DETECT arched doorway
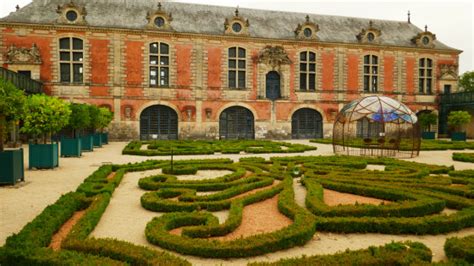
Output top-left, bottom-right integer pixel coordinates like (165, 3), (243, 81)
(219, 106), (254, 139)
(291, 108), (323, 139)
(266, 71), (281, 100)
(140, 105), (178, 140)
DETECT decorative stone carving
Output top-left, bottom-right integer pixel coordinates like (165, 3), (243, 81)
(257, 46), (291, 68)
(224, 7), (250, 36)
(356, 20), (381, 44)
(411, 25), (436, 48)
(6, 44), (42, 64)
(295, 15), (319, 40)
(439, 64), (458, 80)
(146, 2), (173, 31)
(56, 1), (87, 25)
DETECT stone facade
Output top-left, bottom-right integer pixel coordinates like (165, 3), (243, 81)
(0, 1), (461, 140)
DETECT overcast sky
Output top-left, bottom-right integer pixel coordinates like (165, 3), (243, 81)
(1, 0), (472, 74)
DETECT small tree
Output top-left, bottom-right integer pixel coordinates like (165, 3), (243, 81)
(0, 78), (26, 152)
(458, 71), (474, 92)
(448, 111), (472, 132)
(418, 112), (438, 132)
(88, 104), (101, 133)
(20, 94), (71, 144)
(97, 107), (113, 132)
(68, 103), (90, 138)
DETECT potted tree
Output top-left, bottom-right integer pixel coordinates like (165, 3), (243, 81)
(98, 107), (113, 144)
(61, 103), (90, 157)
(0, 78), (26, 185)
(21, 94), (71, 169)
(88, 104), (103, 148)
(418, 112), (438, 139)
(448, 110), (472, 141)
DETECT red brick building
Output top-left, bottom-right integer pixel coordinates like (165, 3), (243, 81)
(0, 0), (461, 140)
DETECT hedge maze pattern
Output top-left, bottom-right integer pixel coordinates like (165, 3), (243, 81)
(1, 155), (474, 264)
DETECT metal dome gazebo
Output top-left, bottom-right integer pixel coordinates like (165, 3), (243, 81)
(332, 95), (421, 158)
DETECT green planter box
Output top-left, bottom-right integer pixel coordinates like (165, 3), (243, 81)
(93, 133), (102, 147)
(0, 149), (24, 185)
(451, 132), (467, 141)
(61, 137), (82, 157)
(101, 132), (109, 144)
(81, 135), (94, 152)
(421, 132), (436, 140)
(29, 143), (59, 169)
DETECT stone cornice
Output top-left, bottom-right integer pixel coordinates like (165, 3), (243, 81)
(0, 21), (462, 55)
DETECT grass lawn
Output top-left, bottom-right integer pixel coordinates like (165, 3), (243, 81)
(122, 139), (316, 156)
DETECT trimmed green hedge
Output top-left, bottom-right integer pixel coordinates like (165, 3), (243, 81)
(445, 235), (474, 263)
(122, 139), (316, 156)
(248, 241), (432, 265)
(453, 153), (474, 163)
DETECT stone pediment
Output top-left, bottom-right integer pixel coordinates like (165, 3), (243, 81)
(6, 44), (42, 65)
(257, 46), (291, 67)
(439, 64), (458, 80)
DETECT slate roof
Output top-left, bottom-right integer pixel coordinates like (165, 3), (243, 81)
(0, 0), (458, 51)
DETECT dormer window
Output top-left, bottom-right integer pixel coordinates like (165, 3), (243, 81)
(224, 8), (250, 36)
(295, 15), (319, 40)
(146, 3), (173, 31)
(356, 21), (381, 44)
(367, 32), (375, 42)
(422, 36), (430, 45)
(154, 16), (165, 28)
(56, 2), (87, 25)
(65, 10), (78, 22)
(411, 25), (436, 48)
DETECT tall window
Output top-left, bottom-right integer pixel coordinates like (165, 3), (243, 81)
(228, 47), (246, 89)
(300, 51), (316, 91)
(363, 55), (378, 92)
(149, 42), (169, 87)
(419, 58), (433, 94)
(59, 37), (83, 83)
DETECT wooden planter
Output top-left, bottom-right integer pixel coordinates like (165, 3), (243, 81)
(93, 133), (102, 147)
(0, 149), (24, 185)
(29, 143), (59, 169)
(451, 132), (467, 141)
(61, 137), (82, 157)
(81, 135), (94, 152)
(101, 132), (109, 144)
(421, 132), (436, 140)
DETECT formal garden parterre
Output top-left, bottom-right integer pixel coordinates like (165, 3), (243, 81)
(2, 154), (474, 265)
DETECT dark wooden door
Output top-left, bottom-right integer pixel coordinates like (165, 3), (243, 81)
(219, 106), (254, 139)
(291, 108), (323, 139)
(140, 105), (178, 140)
(266, 71), (281, 101)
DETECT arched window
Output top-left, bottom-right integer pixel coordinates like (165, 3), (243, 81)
(300, 51), (316, 91)
(419, 58), (433, 94)
(59, 37), (83, 83)
(228, 47), (246, 89)
(149, 42), (169, 87)
(363, 55), (378, 92)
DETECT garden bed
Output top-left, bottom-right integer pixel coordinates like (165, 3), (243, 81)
(453, 153), (474, 163)
(122, 140), (316, 156)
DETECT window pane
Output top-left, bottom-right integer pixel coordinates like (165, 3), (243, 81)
(427, 69), (432, 77)
(73, 52), (83, 62)
(300, 63), (307, 71)
(160, 56), (169, 65)
(150, 43), (159, 54)
(364, 66), (370, 74)
(238, 71), (245, 88)
(300, 73), (306, 90)
(229, 47), (236, 58)
(419, 59), (425, 67)
(72, 38), (83, 50)
(364, 76), (370, 91)
(364, 55), (370, 64)
(372, 66), (378, 74)
(160, 43), (169, 54)
(309, 63), (316, 72)
(419, 69), (424, 77)
(372, 76), (378, 91)
(60, 38), (70, 50)
(150, 56), (158, 65)
(60, 63), (70, 82)
(309, 52), (316, 61)
(229, 59), (236, 68)
(427, 79), (432, 90)
(300, 52), (307, 61)
(419, 79), (424, 92)
(150, 67), (158, 77)
(427, 59), (432, 67)
(238, 60), (245, 69)
(309, 74), (316, 90)
(160, 67), (169, 86)
(372, 56), (378, 64)
(229, 70), (236, 88)
(73, 64), (83, 83)
(60, 52), (70, 61)
(238, 48), (246, 58)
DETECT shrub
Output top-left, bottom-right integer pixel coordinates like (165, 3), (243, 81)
(445, 235), (474, 263)
(453, 153), (474, 163)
